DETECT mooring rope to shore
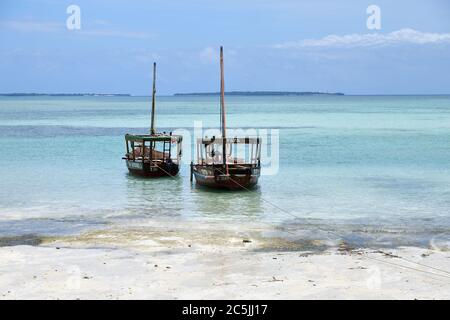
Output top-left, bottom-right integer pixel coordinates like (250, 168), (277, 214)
(149, 163), (450, 281)
(210, 167), (450, 281)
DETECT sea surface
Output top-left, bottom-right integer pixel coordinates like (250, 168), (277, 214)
(0, 95), (449, 248)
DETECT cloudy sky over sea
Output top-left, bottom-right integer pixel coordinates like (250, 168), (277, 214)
(1, 0), (450, 94)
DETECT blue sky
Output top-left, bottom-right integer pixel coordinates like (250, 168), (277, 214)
(1, 0), (450, 94)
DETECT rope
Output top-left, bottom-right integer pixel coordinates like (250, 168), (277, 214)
(212, 167), (450, 281)
(138, 162), (450, 281)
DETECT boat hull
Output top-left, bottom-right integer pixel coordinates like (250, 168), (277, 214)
(193, 165), (259, 190)
(126, 159), (179, 177)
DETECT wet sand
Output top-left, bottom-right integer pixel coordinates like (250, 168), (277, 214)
(0, 220), (449, 299)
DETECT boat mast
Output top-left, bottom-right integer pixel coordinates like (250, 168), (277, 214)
(219, 46), (228, 174)
(220, 47), (226, 139)
(150, 62), (156, 135)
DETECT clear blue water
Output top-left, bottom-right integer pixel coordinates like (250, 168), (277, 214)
(0, 95), (449, 247)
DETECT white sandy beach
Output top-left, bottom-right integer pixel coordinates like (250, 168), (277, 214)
(0, 220), (449, 300)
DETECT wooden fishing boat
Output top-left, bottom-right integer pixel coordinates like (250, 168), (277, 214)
(191, 47), (261, 190)
(123, 63), (182, 177)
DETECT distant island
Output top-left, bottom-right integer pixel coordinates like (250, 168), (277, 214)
(174, 91), (344, 96)
(0, 93), (131, 97)
(0, 91), (345, 97)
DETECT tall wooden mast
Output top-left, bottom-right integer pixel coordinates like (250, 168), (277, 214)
(220, 46), (228, 173)
(150, 62), (156, 135)
(220, 47), (226, 139)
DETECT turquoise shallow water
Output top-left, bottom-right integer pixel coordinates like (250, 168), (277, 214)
(0, 95), (449, 247)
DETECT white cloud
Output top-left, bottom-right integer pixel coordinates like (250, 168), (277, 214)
(198, 46), (237, 64)
(0, 20), (63, 32)
(199, 46), (218, 64)
(274, 28), (450, 49)
(131, 49), (160, 63)
(78, 29), (152, 39)
(0, 19), (154, 39)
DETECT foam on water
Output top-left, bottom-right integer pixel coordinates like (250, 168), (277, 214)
(0, 95), (449, 247)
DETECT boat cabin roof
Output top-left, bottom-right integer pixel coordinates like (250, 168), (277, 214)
(198, 137), (260, 145)
(125, 133), (182, 143)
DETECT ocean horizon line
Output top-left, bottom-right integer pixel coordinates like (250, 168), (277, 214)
(2, 92), (450, 97)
